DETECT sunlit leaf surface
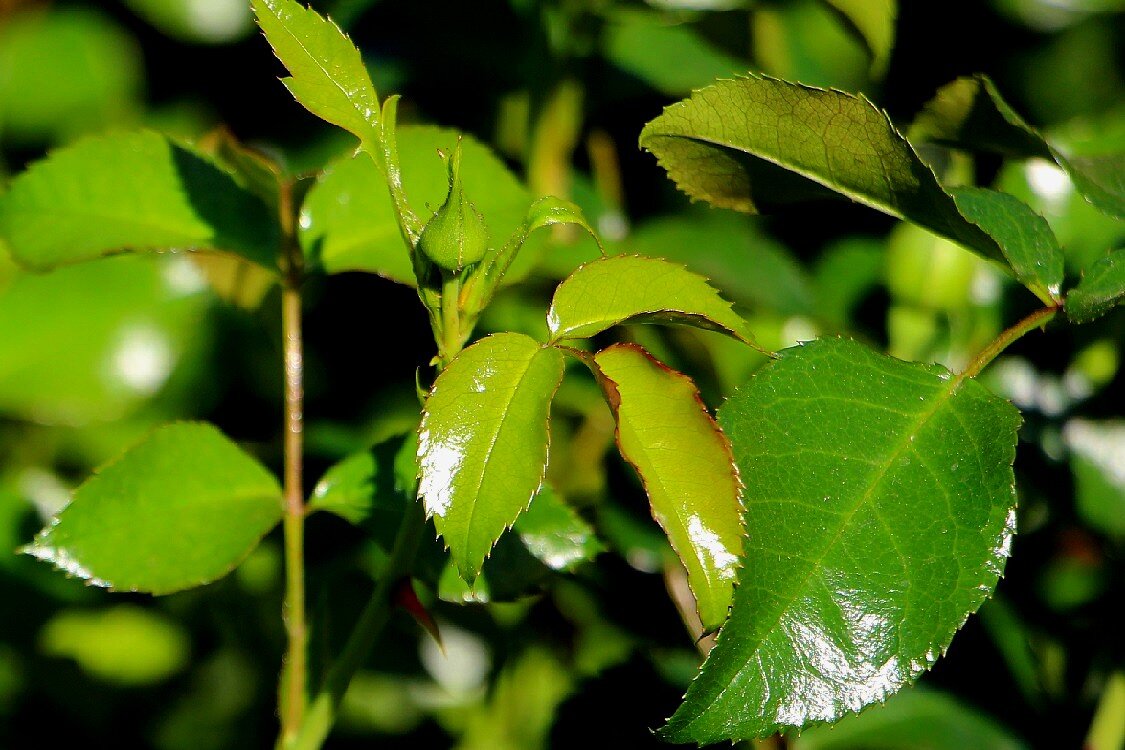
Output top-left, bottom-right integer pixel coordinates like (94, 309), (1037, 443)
(547, 255), (758, 345)
(25, 422), (283, 595)
(593, 344), (743, 631)
(663, 337), (1020, 743)
(418, 333), (565, 581)
(0, 131), (279, 271)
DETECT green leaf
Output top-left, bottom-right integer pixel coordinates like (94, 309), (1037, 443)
(300, 126), (533, 281)
(251, 0), (380, 147)
(418, 333), (565, 582)
(0, 131), (280, 271)
(817, 0), (896, 77)
(547, 255), (758, 345)
(1064, 419), (1125, 537)
(0, 255), (210, 424)
(39, 605), (189, 686)
(911, 74), (1125, 219)
(949, 187), (1064, 304)
(592, 344), (743, 631)
(663, 337), (1020, 743)
(639, 74), (1006, 267)
(308, 451), (378, 525)
(0, 8), (141, 144)
(792, 687), (1027, 750)
(1066, 248), (1125, 323)
(24, 422), (283, 595)
(603, 11), (746, 95)
(514, 485), (600, 573)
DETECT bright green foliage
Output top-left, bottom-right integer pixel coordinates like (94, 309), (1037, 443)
(418, 334), (565, 582)
(793, 687), (1027, 750)
(638, 75), (1007, 267)
(950, 187), (1064, 304)
(300, 127), (533, 282)
(417, 143), (489, 272)
(308, 451), (378, 525)
(818, 0), (896, 76)
(1064, 419), (1125, 537)
(0, 255), (209, 423)
(593, 344), (743, 631)
(546, 255), (757, 345)
(0, 9), (141, 143)
(0, 131), (279, 271)
(24, 422), (283, 595)
(39, 605), (189, 686)
(251, 0), (380, 148)
(603, 11), (745, 95)
(1066, 248), (1125, 323)
(514, 486), (600, 573)
(911, 74), (1125, 219)
(663, 337), (1020, 743)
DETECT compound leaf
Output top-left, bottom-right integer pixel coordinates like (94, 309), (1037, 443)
(593, 344), (743, 631)
(663, 337), (1020, 743)
(0, 131), (280, 271)
(24, 422), (283, 595)
(418, 333), (565, 582)
(547, 255), (757, 345)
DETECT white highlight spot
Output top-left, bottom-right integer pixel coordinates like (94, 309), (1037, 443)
(109, 324), (174, 396)
(420, 621), (490, 696)
(186, 0), (251, 42)
(687, 515), (738, 581)
(162, 256), (207, 296)
(1025, 158), (1072, 205)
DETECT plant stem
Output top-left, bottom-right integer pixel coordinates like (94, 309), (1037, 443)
(438, 275), (465, 369)
(289, 500), (426, 750)
(279, 179), (308, 746)
(962, 304), (1059, 380)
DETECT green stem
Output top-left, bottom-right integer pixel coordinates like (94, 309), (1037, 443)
(438, 275), (465, 369)
(289, 500), (426, 750)
(961, 304), (1059, 380)
(278, 182), (308, 747)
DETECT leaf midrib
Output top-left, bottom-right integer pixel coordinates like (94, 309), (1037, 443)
(686, 365), (967, 731)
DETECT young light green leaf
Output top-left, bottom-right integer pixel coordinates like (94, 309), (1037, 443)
(950, 187), (1064, 304)
(1066, 248), (1125, 323)
(546, 255), (758, 345)
(593, 344), (743, 631)
(418, 333), (565, 582)
(817, 0), (896, 77)
(251, 0), (380, 147)
(663, 337), (1020, 743)
(638, 75), (1006, 267)
(24, 422), (283, 595)
(0, 131), (280, 271)
(911, 74), (1125, 219)
(300, 126), (533, 282)
(308, 450), (378, 525)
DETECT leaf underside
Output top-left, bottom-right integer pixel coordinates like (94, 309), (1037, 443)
(418, 333), (566, 582)
(1066, 248), (1125, 324)
(662, 337), (1020, 744)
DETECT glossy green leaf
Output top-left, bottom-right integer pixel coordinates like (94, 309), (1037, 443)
(593, 344), (743, 631)
(818, 0), (896, 77)
(547, 255), (758, 345)
(24, 422), (283, 595)
(912, 75), (1125, 219)
(1066, 248), (1125, 323)
(663, 337), (1020, 743)
(604, 12), (745, 95)
(251, 0), (380, 147)
(950, 187), (1064, 304)
(513, 485), (600, 573)
(639, 75), (1007, 267)
(0, 9), (141, 143)
(0, 255), (210, 424)
(793, 687), (1027, 750)
(300, 127), (533, 281)
(418, 333), (565, 582)
(0, 131), (280, 271)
